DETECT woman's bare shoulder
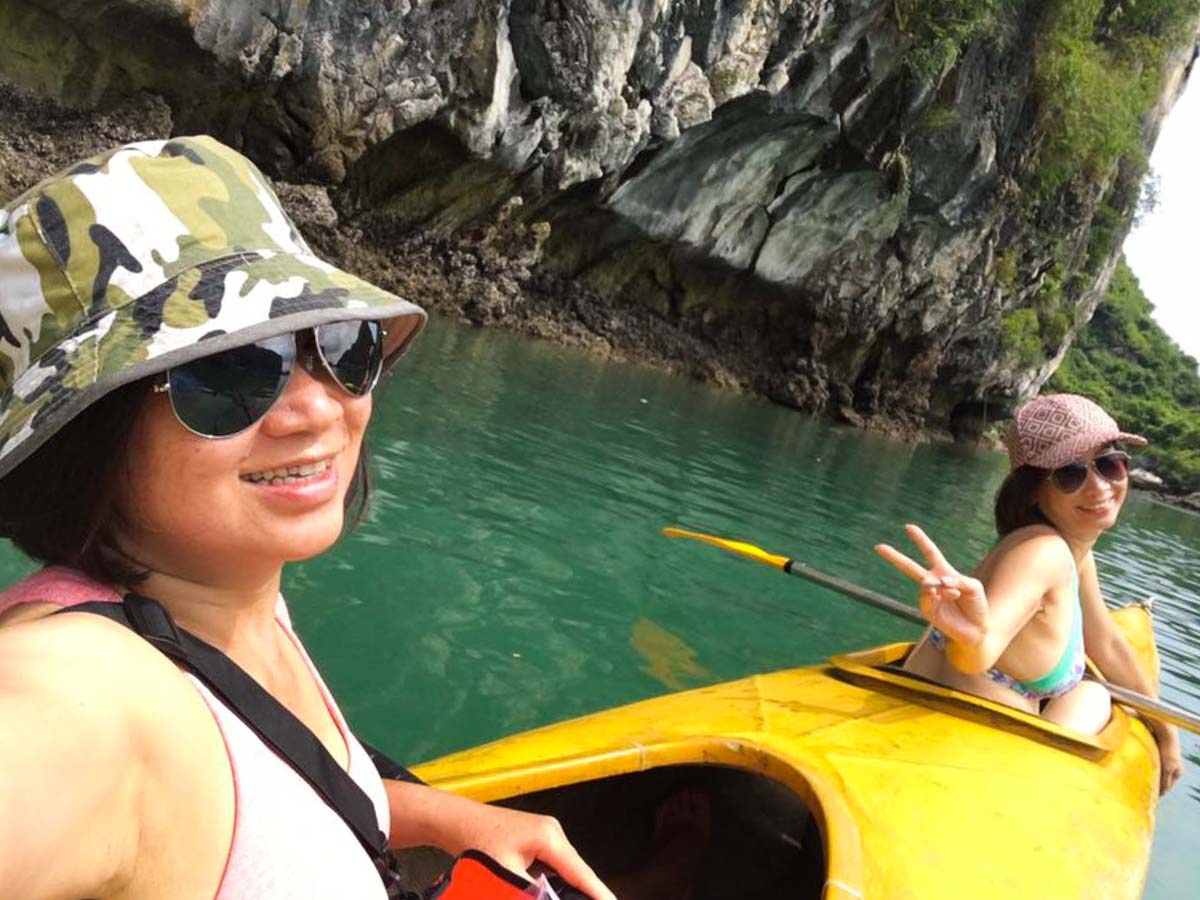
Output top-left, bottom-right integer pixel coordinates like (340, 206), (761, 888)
(983, 526), (1073, 583)
(3, 605), (158, 658)
(0, 600), (76, 628)
(0, 608), (228, 814)
(0, 610), (199, 736)
(0, 610), (232, 897)
(994, 524), (1071, 558)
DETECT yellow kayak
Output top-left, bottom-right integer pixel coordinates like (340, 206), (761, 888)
(414, 604), (1161, 899)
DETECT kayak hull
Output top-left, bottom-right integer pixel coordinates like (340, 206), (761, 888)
(415, 606), (1160, 899)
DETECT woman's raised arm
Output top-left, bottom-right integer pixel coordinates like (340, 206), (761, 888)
(876, 525), (1066, 674)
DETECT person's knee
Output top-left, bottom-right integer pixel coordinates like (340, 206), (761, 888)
(1076, 680), (1112, 732)
(1045, 680), (1111, 734)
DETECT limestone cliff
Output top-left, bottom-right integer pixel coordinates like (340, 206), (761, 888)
(1, 0), (1197, 439)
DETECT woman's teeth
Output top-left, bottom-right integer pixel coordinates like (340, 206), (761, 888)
(242, 460), (330, 485)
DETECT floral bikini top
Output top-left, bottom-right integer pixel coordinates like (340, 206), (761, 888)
(929, 555), (1086, 702)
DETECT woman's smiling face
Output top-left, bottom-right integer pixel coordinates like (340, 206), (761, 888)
(1036, 445), (1128, 540)
(117, 360), (372, 587)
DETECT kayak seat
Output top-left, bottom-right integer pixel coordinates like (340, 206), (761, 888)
(499, 763), (825, 900)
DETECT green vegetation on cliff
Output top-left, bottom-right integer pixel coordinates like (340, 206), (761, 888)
(898, 0), (1200, 183)
(1050, 260), (1200, 491)
(895, 0), (1020, 77)
(999, 260), (1078, 367)
(1034, 0), (1200, 196)
(991, 0), (1200, 369)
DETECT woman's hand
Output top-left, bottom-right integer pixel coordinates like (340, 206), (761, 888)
(1151, 721), (1184, 795)
(442, 800), (615, 900)
(875, 524), (989, 647)
(386, 781), (616, 900)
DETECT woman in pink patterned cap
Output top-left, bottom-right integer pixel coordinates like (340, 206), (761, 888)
(876, 393), (1183, 794)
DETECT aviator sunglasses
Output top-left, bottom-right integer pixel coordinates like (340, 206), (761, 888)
(1047, 450), (1130, 494)
(155, 320), (385, 438)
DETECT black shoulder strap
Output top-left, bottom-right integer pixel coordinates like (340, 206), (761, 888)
(64, 596), (397, 868)
(362, 739), (426, 785)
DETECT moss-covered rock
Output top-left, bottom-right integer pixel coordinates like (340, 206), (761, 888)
(0, 0), (1196, 440)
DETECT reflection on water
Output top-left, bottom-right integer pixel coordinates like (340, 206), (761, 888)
(631, 617), (714, 691)
(0, 315), (1196, 897)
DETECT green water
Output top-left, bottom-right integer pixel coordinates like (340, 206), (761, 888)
(2, 316), (1197, 896)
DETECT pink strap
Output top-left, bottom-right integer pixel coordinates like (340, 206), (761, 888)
(0, 566), (121, 615)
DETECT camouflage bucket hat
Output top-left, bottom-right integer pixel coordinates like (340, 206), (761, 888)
(0, 135), (426, 480)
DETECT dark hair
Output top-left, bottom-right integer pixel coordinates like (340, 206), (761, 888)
(993, 465), (1051, 536)
(346, 442), (372, 531)
(0, 380), (373, 587)
(0, 379), (153, 586)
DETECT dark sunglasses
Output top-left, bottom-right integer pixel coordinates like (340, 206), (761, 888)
(156, 320), (385, 438)
(1048, 451), (1130, 494)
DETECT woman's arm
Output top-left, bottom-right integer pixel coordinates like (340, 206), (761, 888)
(959, 533), (1075, 672)
(0, 617), (143, 899)
(877, 525), (1065, 674)
(383, 779), (616, 900)
(1077, 554), (1183, 794)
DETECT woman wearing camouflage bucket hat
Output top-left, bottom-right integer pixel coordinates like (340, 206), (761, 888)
(0, 137), (616, 899)
(875, 393), (1183, 794)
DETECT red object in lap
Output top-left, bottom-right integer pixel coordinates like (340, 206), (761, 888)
(426, 850), (540, 899)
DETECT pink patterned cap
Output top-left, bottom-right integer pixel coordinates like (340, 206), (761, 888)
(1004, 394), (1147, 470)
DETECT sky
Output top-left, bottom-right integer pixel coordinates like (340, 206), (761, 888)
(1123, 70), (1200, 362)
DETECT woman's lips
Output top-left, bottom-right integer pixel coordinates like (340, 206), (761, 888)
(1077, 497), (1115, 517)
(240, 458), (333, 484)
(240, 456), (339, 505)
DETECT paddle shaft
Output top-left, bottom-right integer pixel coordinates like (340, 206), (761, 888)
(1105, 683), (1200, 733)
(784, 558), (924, 626)
(664, 526), (1200, 734)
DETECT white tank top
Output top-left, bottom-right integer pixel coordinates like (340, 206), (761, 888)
(0, 566), (392, 899)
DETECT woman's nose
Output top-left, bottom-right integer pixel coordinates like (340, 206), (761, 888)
(1082, 463), (1111, 493)
(258, 362), (343, 436)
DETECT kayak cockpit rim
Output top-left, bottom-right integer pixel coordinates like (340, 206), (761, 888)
(421, 735), (867, 899)
(828, 642), (1133, 757)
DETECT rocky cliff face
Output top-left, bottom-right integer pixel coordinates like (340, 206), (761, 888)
(1, 0), (1196, 439)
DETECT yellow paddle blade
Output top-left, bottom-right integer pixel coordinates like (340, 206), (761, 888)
(661, 527), (791, 571)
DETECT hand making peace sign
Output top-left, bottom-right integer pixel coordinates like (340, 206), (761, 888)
(875, 524), (989, 647)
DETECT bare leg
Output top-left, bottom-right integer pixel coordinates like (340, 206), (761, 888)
(1043, 680), (1111, 734)
(607, 789), (711, 900)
